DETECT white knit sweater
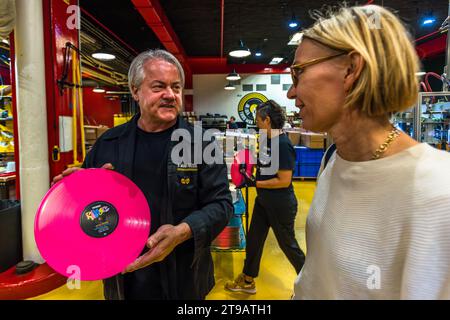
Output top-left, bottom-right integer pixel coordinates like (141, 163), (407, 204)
(293, 143), (450, 300)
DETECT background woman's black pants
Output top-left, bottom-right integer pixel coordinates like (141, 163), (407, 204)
(243, 192), (305, 278)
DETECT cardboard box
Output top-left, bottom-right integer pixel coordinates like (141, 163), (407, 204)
(84, 125), (110, 142)
(300, 132), (325, 149)
(96, 126), (109, 138)
(84, 127), (97, 141)
(286, 131), (301, 146)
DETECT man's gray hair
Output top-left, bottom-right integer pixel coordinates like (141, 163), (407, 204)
(128, 49), (185, 92)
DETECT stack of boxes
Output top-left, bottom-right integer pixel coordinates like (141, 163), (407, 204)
(300, 132), (325, 149)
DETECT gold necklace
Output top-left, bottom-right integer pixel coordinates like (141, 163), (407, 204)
(371, 126), (401, 160)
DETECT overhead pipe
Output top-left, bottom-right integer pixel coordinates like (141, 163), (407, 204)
(79, 7), (139, 56)
(82, 67), (128, 86)
(415, 30), (442, 43)
(220, 0), (225, 58)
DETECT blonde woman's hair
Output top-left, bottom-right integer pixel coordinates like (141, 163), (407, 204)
(302, 4), (420, 116)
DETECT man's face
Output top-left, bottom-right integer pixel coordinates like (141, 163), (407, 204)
(131, 59), (183, 124)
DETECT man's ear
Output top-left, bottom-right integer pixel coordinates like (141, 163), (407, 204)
(131, 86), (139, 101)
(343, 52), (365, 92)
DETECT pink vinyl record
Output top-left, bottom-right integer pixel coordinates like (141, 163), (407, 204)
(34, 168), (151, 281)
(231, 149), (256, 186)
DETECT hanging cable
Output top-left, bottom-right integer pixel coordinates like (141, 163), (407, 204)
(420, 81), (429, 92)
(425, 72), (445, 92)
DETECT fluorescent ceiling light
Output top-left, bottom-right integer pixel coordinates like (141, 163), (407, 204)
(288, 32), (303, 46)
(269, 57), (284, 65)
(415, 72), (426, 77)
(106, 91), (130, 94)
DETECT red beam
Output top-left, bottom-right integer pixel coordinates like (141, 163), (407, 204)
(416, 34), (447, 60)
(131, 0), (192, 80)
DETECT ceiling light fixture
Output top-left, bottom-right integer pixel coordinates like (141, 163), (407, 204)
(93, 86), (105, 93)
(91, 47), (116, 61)
(288, 13), (299, 28)
(229, 40), (251, 58)
(422, 17), (436, 26)
(226, 69), (241, 81)
(228, 0), (251, 59)
(224, 82), (236, 90)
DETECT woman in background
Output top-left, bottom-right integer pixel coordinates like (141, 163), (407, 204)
(225, 100), (305, 294)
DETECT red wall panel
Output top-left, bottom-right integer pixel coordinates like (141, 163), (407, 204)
(82, 88), (121, 128)
(43, 0), (81, 178)
(0, 66), (10, 85)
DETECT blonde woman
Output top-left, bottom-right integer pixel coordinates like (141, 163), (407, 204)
(287, 5), (450, 299)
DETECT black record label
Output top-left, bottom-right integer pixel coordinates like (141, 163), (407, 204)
(80, 201), (119, 238)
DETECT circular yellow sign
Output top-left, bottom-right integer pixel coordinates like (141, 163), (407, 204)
(237, 92), (268, 125)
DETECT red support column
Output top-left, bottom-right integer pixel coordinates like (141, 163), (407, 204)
(9, 32), (20, 200)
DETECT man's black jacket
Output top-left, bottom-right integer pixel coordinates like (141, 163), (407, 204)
(82, 114), (233, 299)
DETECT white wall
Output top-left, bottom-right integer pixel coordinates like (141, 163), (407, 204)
(193, 73), (297, 121)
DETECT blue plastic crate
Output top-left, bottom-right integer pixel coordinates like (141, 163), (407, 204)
(294, 146), (324, 165)
(293, 164), (300, 177)
(299, 163), (321, 178)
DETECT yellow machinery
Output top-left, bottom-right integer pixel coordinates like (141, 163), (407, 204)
(67, 48), (86, 168)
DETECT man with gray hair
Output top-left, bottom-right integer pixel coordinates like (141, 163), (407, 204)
(53, 49), (233, 299)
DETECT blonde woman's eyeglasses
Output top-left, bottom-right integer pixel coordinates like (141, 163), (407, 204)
(290, 52), (348, 87)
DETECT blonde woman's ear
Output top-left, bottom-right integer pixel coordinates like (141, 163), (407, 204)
(343, 52), (364, 92)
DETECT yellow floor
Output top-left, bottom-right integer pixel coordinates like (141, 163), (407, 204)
(30, 180), (316, 300)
